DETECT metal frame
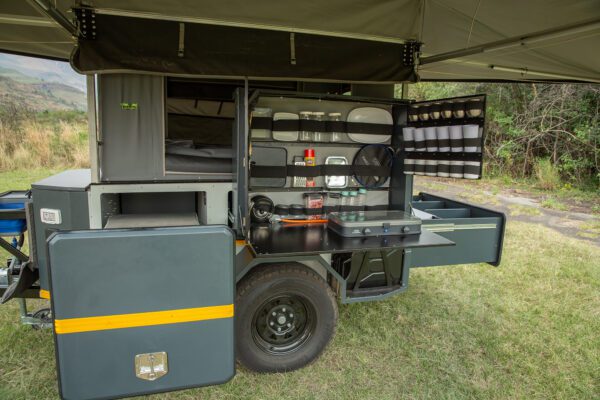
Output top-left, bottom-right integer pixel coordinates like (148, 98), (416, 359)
(25, 0), (78, 36)
(419, 17), (600, 83)
(420, 18), (600, 65)
(86, 75), (100, 183)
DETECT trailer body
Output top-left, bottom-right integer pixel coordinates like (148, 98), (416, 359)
(1, 76), (507, 398)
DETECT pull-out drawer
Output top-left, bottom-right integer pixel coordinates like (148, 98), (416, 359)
(410, 193), (506, 267)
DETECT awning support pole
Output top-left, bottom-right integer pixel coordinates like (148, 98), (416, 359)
(488, 65), (600, 84)
(26, 0), (78, 37)
(420, 18), (600, 65)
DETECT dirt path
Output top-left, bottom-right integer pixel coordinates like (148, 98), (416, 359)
(414, 177), (600, 247)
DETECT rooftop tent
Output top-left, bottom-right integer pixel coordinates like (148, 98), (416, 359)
(0, 0), (599, 82)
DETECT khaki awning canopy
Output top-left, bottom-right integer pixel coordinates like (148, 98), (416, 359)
(1, 0), (599, 83)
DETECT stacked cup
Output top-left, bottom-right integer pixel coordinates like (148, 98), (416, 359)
(449, 125), (464, 178)
(436, 125), (450, 177)
(424, 127), (437, 176)
(462, 124), (481, 179)
(413, 127), (426, 175)
(402, 127), (415, 175)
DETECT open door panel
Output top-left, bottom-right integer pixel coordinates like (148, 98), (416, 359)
(47, 226), (235, 400)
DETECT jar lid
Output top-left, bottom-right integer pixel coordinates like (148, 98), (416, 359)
(349, 191), (358, 196)
(341, 191), (349, 196)
(313, 111), (325, 116)
(274, 204), (290, 214)
(358, 188), (368, 194)
(304, 148), (315, 157)
(328, 112), (342, 117)
(299, 111), (312, 115)
(253, 107), (271, 112)
(289, 204), (304, 215)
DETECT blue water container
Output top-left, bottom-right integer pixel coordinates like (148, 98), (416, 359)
(0, 201), (27, 236)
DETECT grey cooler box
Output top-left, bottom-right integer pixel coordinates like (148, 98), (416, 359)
(328, 210), (422, 237)
(47, 225), (235, 400)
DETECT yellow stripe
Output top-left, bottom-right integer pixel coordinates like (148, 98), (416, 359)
(39, 289), (51, 300)
(235, 239), (246, 246)
(54, 304), (234, 335)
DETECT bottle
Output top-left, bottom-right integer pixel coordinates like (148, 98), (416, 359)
(304, 148), (316, 187)
(340, 191), (350, 215)
(299, 111), (313, 142)
(357, 188), (367, 215)
(347, 191), (358, 221)
(328, 112), (343, 142)
(324, 192), (341, 214)
(348, 191), (358, 207)
(312, 112), (326, 142)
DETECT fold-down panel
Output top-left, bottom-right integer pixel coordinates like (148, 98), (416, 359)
(48, 226), (235, 400)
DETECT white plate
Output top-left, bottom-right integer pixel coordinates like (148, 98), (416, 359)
(347, 107), (393, 143)
(272, 112), (299, 141)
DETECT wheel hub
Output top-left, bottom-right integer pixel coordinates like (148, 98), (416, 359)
(266, 304), (295, 334)
(252, 294), (315, 355)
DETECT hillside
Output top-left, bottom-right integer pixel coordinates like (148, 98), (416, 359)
(0, 53), (85, 91)
(0, 74), (86, 111)
(0, 54), (86, 111)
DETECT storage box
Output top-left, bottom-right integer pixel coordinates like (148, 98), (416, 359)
(328, 210), (421, 237)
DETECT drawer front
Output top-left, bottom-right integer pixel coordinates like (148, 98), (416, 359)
(411, 193), (506, 267)
(48, 226), (235, 400)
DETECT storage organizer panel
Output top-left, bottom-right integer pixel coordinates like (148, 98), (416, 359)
(245, 92), (406, 233)
(250, 95), (394, 145)
(249, 143), (385, 190)
(401, 95), (486, 180)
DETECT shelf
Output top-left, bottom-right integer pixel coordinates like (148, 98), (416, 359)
(249, 186), (390, 192)
(249, 223), (454, 256)
(250, 140), (373, 147)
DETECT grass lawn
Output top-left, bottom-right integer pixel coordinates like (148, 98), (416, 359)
(0, 170), (598, 399)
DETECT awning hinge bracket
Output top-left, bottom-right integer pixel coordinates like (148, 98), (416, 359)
(402, 40), (421, 67)
(73, 6), (96, 40)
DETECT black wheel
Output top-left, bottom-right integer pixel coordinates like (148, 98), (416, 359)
(236, 263), (338, 372)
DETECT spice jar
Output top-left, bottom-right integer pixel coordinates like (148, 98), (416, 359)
(312, 112), (327, 142)
(328, 112), (344, 142)
(299, 111), (313, 141)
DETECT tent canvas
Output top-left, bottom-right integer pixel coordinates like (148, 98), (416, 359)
(0, 0), (599, 82)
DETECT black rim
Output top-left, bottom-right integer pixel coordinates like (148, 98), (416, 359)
(251, 294), (316, 355)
